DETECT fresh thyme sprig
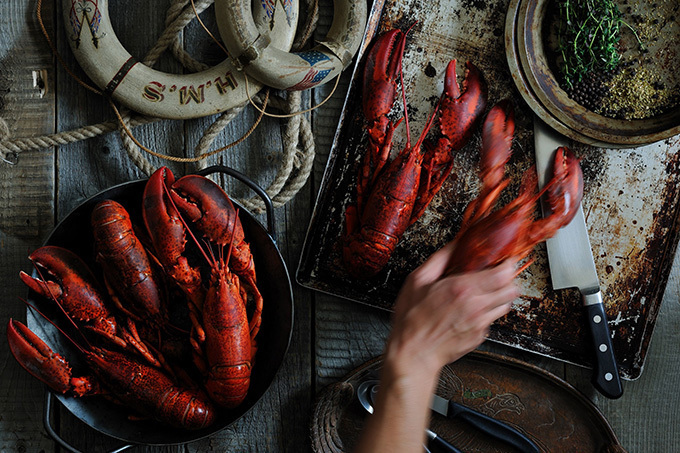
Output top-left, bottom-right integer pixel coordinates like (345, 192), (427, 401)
(556, 0), (642, 90)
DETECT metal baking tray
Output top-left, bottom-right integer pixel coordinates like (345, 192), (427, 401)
(297, 0), (680, 380)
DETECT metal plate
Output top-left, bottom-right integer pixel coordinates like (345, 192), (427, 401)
(297, 0), (680, 379)
(511, 0), (680, 147)
(311, 352), (622, 452)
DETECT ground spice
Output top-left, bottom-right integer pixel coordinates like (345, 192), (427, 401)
(600, 63), (679, 119)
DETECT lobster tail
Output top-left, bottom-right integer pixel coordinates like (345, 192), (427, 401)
(87, 349), (216, 430)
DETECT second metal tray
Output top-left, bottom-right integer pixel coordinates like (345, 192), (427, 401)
(297, 0), (680, 380)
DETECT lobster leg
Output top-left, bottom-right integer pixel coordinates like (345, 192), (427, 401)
(7, 319), (101, 397)
(411, 60), (488, 222)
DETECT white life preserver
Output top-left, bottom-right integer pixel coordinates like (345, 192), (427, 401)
(63, 0), (298, 119)
(215, 0), (366, 91)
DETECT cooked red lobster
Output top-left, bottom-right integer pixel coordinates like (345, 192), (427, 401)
(343, 26), (488, 278)
(445, 101), (584, 274)
(7, 318), (216, 430)
(143, 167), (258, 408)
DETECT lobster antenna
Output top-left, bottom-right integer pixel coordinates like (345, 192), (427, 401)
(414, 96), (443, 151)
(399, 22), (418, 146)
(161, 181), (214, 267)
(23, 299), (88, 355)
(32, 263), (92, 348)
(225, 208), (240, 266)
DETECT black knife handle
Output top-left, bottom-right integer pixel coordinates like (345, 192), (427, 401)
(584, 294), (623, 399)
(449, 402), (539, 453)
(427, 429), (463, 453)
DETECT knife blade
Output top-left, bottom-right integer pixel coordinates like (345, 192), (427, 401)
(430, 393), (539, 453)
(533, 118), (623, 399)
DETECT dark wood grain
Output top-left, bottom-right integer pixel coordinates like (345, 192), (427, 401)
(0, 1), (56, 452)
(2, 0), (680, 452)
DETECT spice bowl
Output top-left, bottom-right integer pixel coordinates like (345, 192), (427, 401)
(506, 0), (680, 147)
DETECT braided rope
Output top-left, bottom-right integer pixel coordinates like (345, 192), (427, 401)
(0, 0), (319, 210)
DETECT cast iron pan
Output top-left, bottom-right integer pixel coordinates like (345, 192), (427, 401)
(25, 165), (294, 451)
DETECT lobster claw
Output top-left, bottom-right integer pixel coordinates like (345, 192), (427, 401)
(169, 175), (244, 250)
(19, 246), (115, 331)
(460, 101), (515, 227)
(362, 28), (407, 124)
(438, 60), (488, 150)
(7, 319), (96, 396)
(549, 146), (583, 223)
(540, 146), (584, 230)
(480, 100), (515, 188)
(142, 167), (203, 307)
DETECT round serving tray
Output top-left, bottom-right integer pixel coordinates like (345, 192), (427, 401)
(311, 351), (623, 453)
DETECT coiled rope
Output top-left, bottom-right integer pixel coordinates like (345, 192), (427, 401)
(0, 0), (320, 213)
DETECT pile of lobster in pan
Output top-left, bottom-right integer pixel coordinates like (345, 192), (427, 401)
(7, 167), (262, 430)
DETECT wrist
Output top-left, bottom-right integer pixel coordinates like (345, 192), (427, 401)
(382, 337), (441, 398)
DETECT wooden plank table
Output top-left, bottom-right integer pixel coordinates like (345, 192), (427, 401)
(1, 1), (679, 452)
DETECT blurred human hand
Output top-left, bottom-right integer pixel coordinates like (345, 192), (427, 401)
(354, 242), (519, 453)
(384, 241), (520, 384)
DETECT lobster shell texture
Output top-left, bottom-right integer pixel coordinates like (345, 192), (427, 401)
(24, 168), (293, 446)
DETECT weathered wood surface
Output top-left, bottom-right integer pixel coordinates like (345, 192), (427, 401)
(1, 0), (679, 452)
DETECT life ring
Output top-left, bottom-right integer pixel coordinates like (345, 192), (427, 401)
(63, 0), (298, 119)
(215, 0), (366, 91)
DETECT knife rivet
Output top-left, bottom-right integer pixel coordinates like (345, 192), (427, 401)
(605, 373), (613, 381)
(599, 344), (608, 352)
(593, 315), (602, 324)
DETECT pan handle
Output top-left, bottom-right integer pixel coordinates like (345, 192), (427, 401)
(43, 390), (135, 453)
(195, 165), (277, 242)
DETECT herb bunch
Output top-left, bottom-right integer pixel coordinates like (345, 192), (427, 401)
(556, 0), (625, 89)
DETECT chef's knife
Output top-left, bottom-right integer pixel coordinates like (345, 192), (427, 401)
(430, 393), (539, 453)
(534, 118), (623, 399)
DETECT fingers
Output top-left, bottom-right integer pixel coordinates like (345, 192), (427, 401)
(465, 259), (517, 292)
(434, 262), (519, 327)
(409, 240), (458, 286)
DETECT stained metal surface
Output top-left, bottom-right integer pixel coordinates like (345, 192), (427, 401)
(311, 353), (622, 452)
(298, 0), (680, 380)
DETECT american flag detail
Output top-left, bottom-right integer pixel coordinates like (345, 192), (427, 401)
(290, 52), (333, 90)
(290, 68), (332, 90)
(69, 0), (102, 47)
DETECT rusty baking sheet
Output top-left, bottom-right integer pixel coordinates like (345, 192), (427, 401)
(311, 353), (622, 452)
(297, 0), (680, 379)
